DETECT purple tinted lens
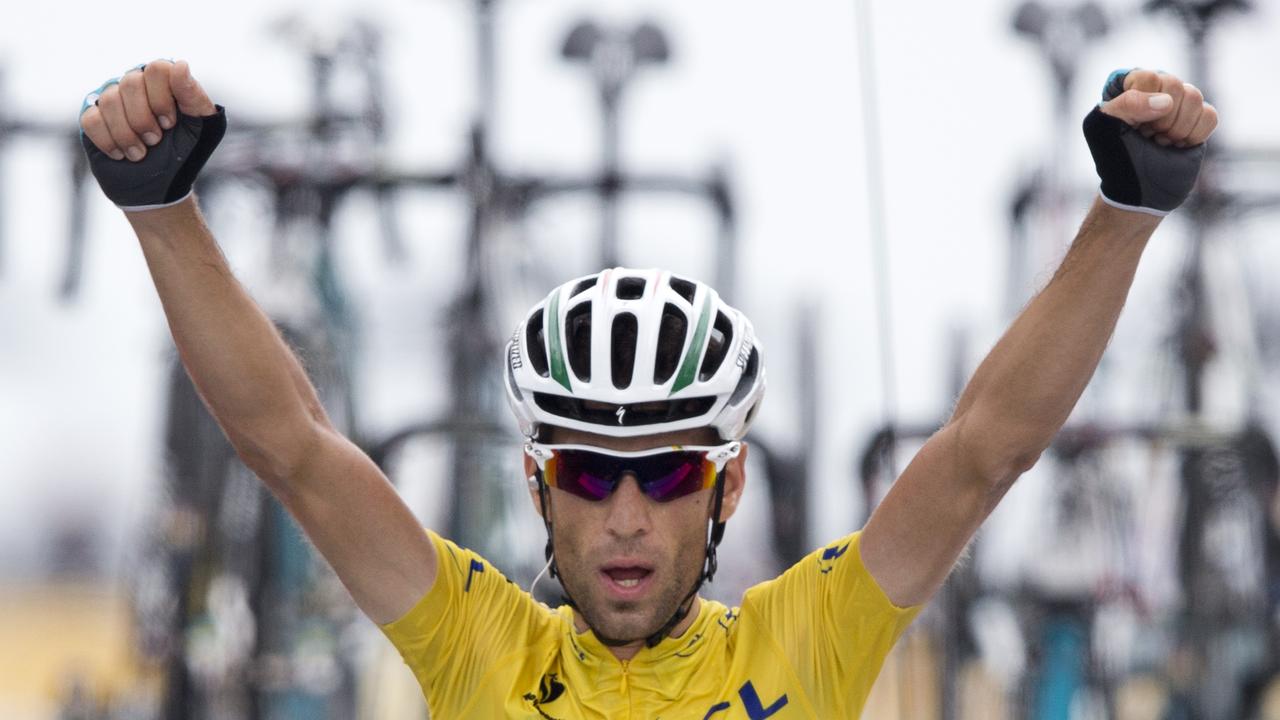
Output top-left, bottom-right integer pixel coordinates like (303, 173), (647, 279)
(569, 469), (615, 500)
(555, 451), (622, 500)
(553, 449), (708, 502)
(639, 458), (701, 501)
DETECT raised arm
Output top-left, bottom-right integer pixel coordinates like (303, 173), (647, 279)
(80, 60), (434, 624)
(860, 69), (1219, 608)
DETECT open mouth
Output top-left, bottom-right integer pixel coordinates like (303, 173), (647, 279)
(600, 564), (654, 596)
(605, 567), (651, 587)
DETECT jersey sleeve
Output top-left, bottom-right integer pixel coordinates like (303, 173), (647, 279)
(740, 530), (921, 716)
(377, 530), (554, 714)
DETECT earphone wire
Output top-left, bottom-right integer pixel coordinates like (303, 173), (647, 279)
(529, 553), (555, 601)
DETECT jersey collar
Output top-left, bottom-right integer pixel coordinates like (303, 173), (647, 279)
(558, 596), (722, 667)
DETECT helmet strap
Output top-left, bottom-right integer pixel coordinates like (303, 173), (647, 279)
(536, 473), (560, 580)
(534, 470), (578, 611)
(643, 471), (728, 648)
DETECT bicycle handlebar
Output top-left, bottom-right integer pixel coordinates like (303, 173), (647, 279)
(854, 419), (1276, 521)
(365, 418), (514, 472)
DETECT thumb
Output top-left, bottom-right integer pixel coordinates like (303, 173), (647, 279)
(1100, 88), (1174, 126)
(169, 60), (217, 117)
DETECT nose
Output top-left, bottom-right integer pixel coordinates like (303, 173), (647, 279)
(604, 472), (652, 538)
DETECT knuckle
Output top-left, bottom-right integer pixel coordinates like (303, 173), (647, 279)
(80, 108), (103, 133)
(1128, 70), (1161, 91)
(118, 71), (143, 93)
(145, 62), (172, 86)
(96, 85), (121, 108)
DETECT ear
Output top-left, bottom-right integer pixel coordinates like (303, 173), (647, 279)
(715, 442), (748, 523)
(524, 451), (546, 519)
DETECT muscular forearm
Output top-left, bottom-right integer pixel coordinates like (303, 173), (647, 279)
(861, 69), (1217, 609)
(128, 198), (328, 481)
(950, 199), (1160, 480)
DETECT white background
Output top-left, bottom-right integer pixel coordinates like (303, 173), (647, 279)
(2, 0), (1278, 595)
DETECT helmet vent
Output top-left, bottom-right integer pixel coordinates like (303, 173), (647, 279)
(616, 277), (646, 300)
(698, 311), (734, 381)
(570, 276), (599, 298)
(565, 302), (593, 382)
(533, 393), (717, 426)
(611, 313), (638, 389)
(728, 345), (760, 405)
(526, 310), (550, 377)
(654, 303), (688, 385)
(669, 276), (697, 305)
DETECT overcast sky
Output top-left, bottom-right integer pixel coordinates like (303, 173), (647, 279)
(2, 0), (1278, 588)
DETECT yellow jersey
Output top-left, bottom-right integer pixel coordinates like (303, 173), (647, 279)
(380, 530), (919, 719)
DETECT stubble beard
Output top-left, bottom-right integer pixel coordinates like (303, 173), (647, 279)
(557, 542), (703, 646)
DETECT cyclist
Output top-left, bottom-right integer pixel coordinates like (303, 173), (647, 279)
(79, 59), (1216, 718)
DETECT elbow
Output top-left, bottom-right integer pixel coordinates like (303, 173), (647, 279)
(995, 448), (1043, 490)
(952, 411), (1047, 505)
(975, 445), (1044, 513)
(226, 413), (328, 492)
(977, 447), (1042, 511)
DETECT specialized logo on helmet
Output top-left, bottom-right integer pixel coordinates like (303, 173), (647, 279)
(508, 329), (524, 370)
(615, 406), (626, 424)
(735, 336), (754, 370)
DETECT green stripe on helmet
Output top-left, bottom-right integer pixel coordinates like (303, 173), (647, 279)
(547, 290), (572, 391)
(670, 293), (714, 395)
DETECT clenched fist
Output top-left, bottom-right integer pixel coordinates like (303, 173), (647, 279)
(1097, 68), (1218, 149)
(1084, 68), (1217, 216)
(79, 60), (225, 211)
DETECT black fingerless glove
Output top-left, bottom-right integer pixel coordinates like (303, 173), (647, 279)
(81, 104), (227, 212)
(1082, 69), (1204, 216)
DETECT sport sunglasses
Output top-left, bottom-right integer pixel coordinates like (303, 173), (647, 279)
(524, 441), (742, 503)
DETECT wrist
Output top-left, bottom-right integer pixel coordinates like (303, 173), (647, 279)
(124, 194), (204, 234)
(1089, 195), (1163, 236)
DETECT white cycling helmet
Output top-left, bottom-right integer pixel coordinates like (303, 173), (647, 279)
(504, 267), (765, 441)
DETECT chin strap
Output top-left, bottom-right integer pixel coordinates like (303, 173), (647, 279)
(533, 468), (730, 649)
(642, 472), (727, 648)
(534, 476), (573, 610)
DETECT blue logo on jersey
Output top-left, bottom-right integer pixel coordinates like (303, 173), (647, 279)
(465, 559), (485, 591)
(702, 701), (731, 718)
(818, 541), (850, 574)
(717, 608), (739, 632)
(702, 681), (789, 719)
(821, 542), (849, 561)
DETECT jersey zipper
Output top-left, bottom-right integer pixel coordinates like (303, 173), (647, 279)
(619, 659), (631, 719)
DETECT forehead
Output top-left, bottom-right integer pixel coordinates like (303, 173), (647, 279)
(545, 425), (721, 450)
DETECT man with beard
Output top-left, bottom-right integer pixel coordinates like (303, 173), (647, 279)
(79, 58), (1215, 717)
